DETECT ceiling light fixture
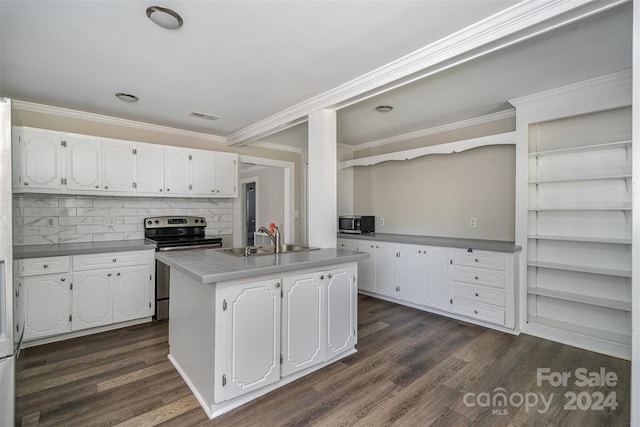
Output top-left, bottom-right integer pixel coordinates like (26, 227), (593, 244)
(190, 111), (219, 121)
(375, 105), (394, 113)
(146, 6), (183, 30)
(115, 92), (139, 102)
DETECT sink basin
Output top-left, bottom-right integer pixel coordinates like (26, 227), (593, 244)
(222, 244), (317, 257)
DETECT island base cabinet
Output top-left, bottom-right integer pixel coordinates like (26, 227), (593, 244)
(220, 279), (281, 401)
(325, 267), (356, 360)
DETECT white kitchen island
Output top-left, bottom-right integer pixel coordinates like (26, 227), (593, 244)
(155, 247), (368, 419)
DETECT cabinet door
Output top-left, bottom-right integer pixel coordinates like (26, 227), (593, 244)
(374, 243), (397, 297)
(214, 152), (238, 197)
(113, 266), (152, 323)
(397, 245), (425, 304)
(224, 279), (280, 400)
(164, 147), (190, 195)
(102, 139), (134, 193)
(23, 274), (71, 340)
(281, 273), (324, 377)
(66, 135), (102, 191)
(325, 266), (355, 360)
(14, 127), (64, 190)
(135, 143), (165, 195)
(357, 243), (376, 292)
(72, 270), (113, 331)
(190, 150), (216, 195)
(424, 246), (452, 312)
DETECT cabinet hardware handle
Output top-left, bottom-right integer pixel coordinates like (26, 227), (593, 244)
(475, 292), (479, 297)
(275, 282), (280, 288)
(475, 258), (479, 262)
(24, 182), (29, 186)
(320, 275), (324, 280)
(107, 273), (112, 277)
(117, 272), (121, 276)
(95, 185), (100, 189)
(474, 310), (479, 314)
(112, 258), (117, 262)
(61, 277), (66, 282)
(160, 189), (163, 192)
(167, 188), (170, 192)
(395, 286), (400, 292)
(327, 274), (332, 279)
(474, 276), (479, 280)
(104, 186), (109, 189)
(43, 264), (49, 268)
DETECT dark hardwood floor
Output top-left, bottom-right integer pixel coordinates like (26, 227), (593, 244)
(16, 295), (630, 426)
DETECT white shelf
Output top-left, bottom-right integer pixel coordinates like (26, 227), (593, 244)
(528, 140), (631, 157)
(528, 234), (631, 245)
(528, 206), (631, 212)
(526, 315), (631, 346)
(528, 174), (631, 184)
(527, 287), (631, 311)
(528, 261), (632, 278)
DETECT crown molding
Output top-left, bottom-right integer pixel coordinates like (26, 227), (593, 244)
(344, 109), (515, 152)
(12, 100), (227, 144)
(226, 0), (624, 146)
(509, 69), (632, 108)
(247, 140), (304, 154)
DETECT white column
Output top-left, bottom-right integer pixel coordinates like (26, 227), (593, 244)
(307, 109), (337, 248)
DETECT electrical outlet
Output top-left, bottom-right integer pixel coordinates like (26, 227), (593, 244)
(380, 218), (385, 226)
(47, 217), (55, 227)
(470, 218), (477, 228)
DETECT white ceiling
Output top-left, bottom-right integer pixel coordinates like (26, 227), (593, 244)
(0, 1), (632, 150)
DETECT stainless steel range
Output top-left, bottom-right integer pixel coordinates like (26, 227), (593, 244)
(144, 216), (223, 320)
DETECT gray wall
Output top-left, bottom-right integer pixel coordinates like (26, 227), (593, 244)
(347, 117), (517, 241)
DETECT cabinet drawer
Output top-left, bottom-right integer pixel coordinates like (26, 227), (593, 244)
(452, 299), (505, 326)
(453, 250), (506, 271)
(19, 256), (70, 276)
(73, 250), (153, 271)
(452, 281), (506, 307)
(452, 266), (505, 289)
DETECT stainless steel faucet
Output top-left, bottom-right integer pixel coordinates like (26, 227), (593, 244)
(258, 225), (282, 254)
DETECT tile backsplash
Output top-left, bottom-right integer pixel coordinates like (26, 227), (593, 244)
(13, 194), (233, 246)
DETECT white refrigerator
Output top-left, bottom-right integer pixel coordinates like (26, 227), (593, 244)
(0, 98), (16, 426)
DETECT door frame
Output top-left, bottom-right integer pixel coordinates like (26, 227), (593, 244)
(233, 155), (295, 247)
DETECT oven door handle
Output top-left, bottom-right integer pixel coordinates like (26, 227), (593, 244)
(157, 244), (222, 252)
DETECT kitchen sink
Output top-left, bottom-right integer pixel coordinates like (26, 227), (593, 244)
(222, 244), (317, 257)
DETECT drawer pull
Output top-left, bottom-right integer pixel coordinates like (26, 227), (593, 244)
(116, 272), (121, 276)
(107, 273), (112, 277)
(43, 264), (49, 268)
(475, 292), (479, 297)
(475, 258), (479, 262)
(61, 277), (66, 282)
(112, 258), (117, 262)
(474, 310), (479, 314)
(328, 274), (332, 279)
(474, 276), (479, 280)
(320, 275), (324, 280)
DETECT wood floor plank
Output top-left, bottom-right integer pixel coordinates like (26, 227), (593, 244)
(15, 296), (631, 426)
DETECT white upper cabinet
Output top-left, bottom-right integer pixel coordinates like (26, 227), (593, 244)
(190, 150), (216, 195)
(102, 138), (134, 193)
(214, 152), (238, 197)
(13, 126), (239, 198)
(13, 126), (64, 191)
(163, 147), (191, 195)
(135, 142), (165, 195)
(66, 134), (102, 191)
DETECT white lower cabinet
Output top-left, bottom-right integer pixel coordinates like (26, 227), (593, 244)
(341, 237), (516, 332)
(19, 249), (154, 344)
(23, 273), (71, 340)
(223, 279), (281, 401)
(324, 267), (356, 359)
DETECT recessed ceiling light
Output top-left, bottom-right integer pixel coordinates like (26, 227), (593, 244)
(190, 111), (219, 121)
(115, 92), (139, 102)
(375, 105), (393, 113)
(146, 6), (183, 30)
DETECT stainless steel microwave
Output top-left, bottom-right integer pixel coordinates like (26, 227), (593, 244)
(338, 215), (375, 234)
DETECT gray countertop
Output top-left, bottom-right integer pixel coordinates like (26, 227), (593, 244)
(155, 247), (369, 284)
(338, 232), (522, 253)
(13, 239), (158, 259)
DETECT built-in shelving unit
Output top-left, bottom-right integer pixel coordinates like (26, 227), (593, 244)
(525, 107), (632, 357)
